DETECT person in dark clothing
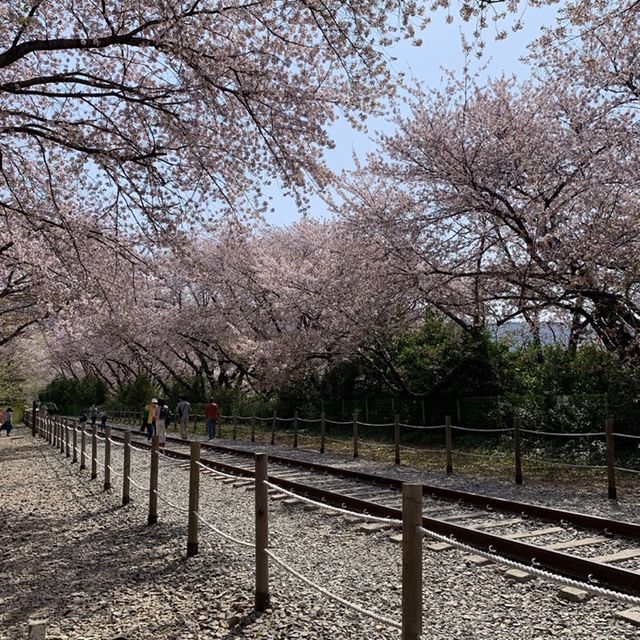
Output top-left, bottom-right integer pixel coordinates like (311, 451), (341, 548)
(205, 398), (219, 440)
(0, 408), (13, 435)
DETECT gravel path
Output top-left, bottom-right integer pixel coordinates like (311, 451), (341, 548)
(1, 427), (639, 639)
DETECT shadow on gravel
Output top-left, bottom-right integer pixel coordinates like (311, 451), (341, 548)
(2, 433), (260, 638)
(220, 610), (267, 638)
(1, 438), (229, 633)
(0, 503), (193, 629)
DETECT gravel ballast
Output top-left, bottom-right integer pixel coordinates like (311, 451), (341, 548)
(1, 427), (639, 639)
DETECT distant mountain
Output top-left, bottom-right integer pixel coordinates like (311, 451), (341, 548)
(490, 321), (572, 346)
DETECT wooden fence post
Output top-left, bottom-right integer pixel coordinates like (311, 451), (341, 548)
(72, 422), (78, 463)
(320, 411), (326, 454)
(65, 420), (70, 458)
(91, 426), (98, 480)
(123, 431), (131, 506)
(402, 483), (423, 640)
(28, 619), (47, 639)
(148, 435), (159, 524)
(514, 416), (523, 485)
(353, 412), (359, 459)
(255, 452), (269, 611)
(187, 441), (201, 557)
(271, 410), (276, 446)
(80, 426), (86, 470)
(395, 414), (401, 466)
(32, 401), (37, 437)
(445, 415), (453, 474)
(605, 418), (617, 500)
(251, 415), (256, 443)
(60, 420), (65, 454)
(104, 426), (112, 491)
(293, 411), (298, 449)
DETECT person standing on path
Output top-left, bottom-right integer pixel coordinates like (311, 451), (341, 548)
(89, 404), (98, 427)
(99, 410), (108, 432)
(0, 408), (13, 435)
(176, 397), (191, 440)
(205, 398), (219, 440)
(145, 399), (158, 440)
(156, 399), (171, 448)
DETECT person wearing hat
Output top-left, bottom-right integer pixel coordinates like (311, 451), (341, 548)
(143, 398), (158, 440)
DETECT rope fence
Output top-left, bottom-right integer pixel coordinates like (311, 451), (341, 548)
(195, 510), (254, 548)
(97, 408), (637, 494)
(265, 549), (402, 630)
(22, 412), (640, 638)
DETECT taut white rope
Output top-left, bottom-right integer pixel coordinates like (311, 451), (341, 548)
(615, 466), (640, 475)
(266, 549), (401, 630)
(614, 432), (640, 440)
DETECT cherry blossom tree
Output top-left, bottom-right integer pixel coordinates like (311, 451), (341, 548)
(2, 0), (547, 354)
(45, 217), (420, 393)
(336, 0), (640, 357)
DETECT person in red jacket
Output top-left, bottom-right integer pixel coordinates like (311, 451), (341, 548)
(205, 398), (219, 440)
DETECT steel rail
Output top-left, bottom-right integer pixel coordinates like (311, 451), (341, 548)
(168, 432), (640, 539)
(108, 425), (640, 539)
(109, 429), (640, 596)
(104, 426), (640, 596)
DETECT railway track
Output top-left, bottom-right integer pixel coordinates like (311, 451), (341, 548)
(82, 422), (640, 597)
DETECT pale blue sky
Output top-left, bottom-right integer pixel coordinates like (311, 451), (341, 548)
(265, 2), (562, 225)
